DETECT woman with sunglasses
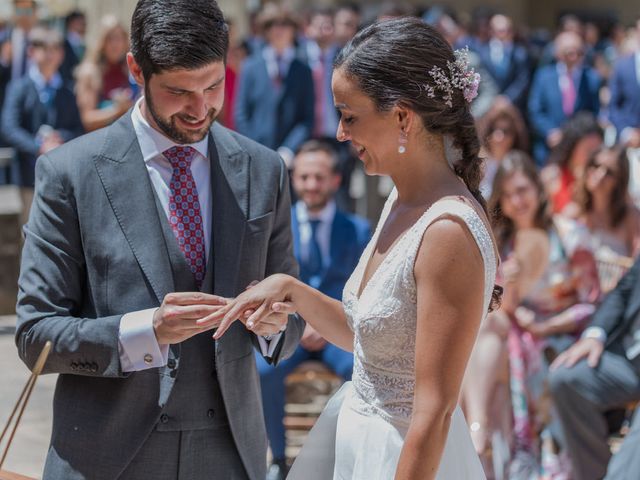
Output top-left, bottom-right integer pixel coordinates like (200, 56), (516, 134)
(570, 147), (640, 291)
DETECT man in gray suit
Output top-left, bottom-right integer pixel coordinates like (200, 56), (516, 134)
(550, 258), (640, 480)
(14, 0), (304, 479)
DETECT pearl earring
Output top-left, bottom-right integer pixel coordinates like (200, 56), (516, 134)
(398, 130), (407, 154)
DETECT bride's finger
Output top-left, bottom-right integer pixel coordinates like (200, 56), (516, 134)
(246, 302), (269, 330)
(213, 299), (258, 339)
(272, 301), (296, 315)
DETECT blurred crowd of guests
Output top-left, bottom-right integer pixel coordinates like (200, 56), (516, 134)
(2, 1), (640, 480)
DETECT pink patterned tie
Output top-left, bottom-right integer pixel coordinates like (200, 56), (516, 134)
(163, 146), (206, 288)
(561, 72), (577, 117)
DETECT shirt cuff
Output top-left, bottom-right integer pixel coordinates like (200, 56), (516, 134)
(257, 332), (283, 358)
(118, 308), (169, 372)
(582, 326), (607, 344)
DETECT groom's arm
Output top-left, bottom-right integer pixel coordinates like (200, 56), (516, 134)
(15, 154), (128, 378)
(257, 153), (305, 366)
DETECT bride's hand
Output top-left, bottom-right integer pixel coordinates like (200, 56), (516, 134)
(210, 273), (297, 339)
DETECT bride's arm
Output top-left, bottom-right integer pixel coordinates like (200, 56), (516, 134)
(212, 274), (354, 352)
(395, 218), (486, 480)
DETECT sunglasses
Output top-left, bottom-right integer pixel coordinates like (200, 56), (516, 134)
(588, 163), (618, 178)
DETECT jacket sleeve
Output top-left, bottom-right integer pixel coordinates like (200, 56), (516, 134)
(280, 65), (315, 153)
(1, 80), (40, 156)
(528, 68), (556, 139)
(15, 154), (127, 377)
(233, 63), (253, 137)
(263, 154), (305, 365)
(591, 259), (640, 337)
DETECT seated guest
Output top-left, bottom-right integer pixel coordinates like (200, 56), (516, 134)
(476, 97), (529, 199)
(550, 257), (640, 480)
(542, 112), (603, 214)
(256, 140), (370, 480)
(608, 16), (640, 147)
(74, 15), (134, 132)
(528, 31), (601, 166)
(1, 25), (83, 225)
(464, 151), (600, 478)
(571, 147), (640, 272)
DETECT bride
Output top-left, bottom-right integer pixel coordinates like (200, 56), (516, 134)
(212, 17), (500, 479)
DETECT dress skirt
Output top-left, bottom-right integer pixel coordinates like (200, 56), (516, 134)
(288, 382), (486, 479)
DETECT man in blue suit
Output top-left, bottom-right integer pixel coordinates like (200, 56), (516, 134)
(257, 140), (370, 480)
(1, 25), (83, 225)
(528, 31), (601, 166)
(474, 14), (531, 111)
(608, 19), (640, 147)
(234, 6), (314, 169)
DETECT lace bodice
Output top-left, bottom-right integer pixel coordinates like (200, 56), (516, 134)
(343, 188), (497, 427)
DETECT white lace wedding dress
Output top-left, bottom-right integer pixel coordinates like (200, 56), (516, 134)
(288, 188), (496, 480)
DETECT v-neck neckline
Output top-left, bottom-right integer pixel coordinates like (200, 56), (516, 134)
(355, 193), (434, 302)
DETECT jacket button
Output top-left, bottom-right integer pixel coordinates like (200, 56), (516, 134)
(207, 409), (215, 419)
(90, 363), (98, 373)
(70, 362), (78, 370)
(160, 414), (169, 424)
(167, 359), (176, 369)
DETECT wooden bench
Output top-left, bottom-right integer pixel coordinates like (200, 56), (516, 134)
(283, 361), (343, 460)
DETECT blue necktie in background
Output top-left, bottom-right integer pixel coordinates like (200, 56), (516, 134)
(304, 219), (323, 287)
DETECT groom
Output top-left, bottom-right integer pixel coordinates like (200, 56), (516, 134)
(14, 0), (304, 479)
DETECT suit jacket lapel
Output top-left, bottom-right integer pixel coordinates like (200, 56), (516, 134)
(93, 112), (175, 304)
(208, 123), (248, 298)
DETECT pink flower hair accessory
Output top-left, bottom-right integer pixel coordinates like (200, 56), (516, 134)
(425, 47), (481, 108)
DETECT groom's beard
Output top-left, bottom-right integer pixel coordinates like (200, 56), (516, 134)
(144, 84), (218, 144)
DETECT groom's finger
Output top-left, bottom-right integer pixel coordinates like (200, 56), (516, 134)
(164, 292), (228, 306)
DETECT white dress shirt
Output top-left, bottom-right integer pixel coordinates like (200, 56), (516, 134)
(295, 200), (336, 269)
(118, 98), (277, 371)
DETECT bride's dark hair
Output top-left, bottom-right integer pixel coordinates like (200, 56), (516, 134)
(334, 16), (502, 311)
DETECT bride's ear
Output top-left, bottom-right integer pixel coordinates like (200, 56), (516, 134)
(394, 105), (416, 136)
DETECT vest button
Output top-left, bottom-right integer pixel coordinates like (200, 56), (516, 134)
(160, 414), (169, 424)
(207, 409), (215, 419)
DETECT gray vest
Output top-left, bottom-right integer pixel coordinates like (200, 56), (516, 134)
(151, 176), (228, 432)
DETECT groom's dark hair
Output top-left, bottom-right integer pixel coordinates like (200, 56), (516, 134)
(131, 0), (229, 80)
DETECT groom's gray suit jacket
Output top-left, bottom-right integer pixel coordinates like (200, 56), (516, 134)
(15, 112), (304, 479)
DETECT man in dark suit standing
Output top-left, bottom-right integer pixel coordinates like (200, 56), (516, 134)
(15, 1), (304, 478)
(234, 5), (315, 169)
(528, 31), (601, 166)
(550, 258), (640, 480)
(58, 10), (86, 86)
(608, 16), (640, 148)
(1, 25), (83, 226)
(474, 13), (530, 112)
(257, 140), (370, 480)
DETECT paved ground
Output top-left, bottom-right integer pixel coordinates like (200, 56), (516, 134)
(0, 315), (55, 479)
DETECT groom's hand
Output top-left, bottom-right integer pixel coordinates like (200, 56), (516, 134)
(153, 292), (228, 345)
(240, 301), (295, 337)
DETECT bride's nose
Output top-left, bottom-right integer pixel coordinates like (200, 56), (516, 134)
(336, 122), (349, 142)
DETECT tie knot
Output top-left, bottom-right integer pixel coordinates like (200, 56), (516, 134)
(164, 146), (197, 168)
(309, 219), (321, 233)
